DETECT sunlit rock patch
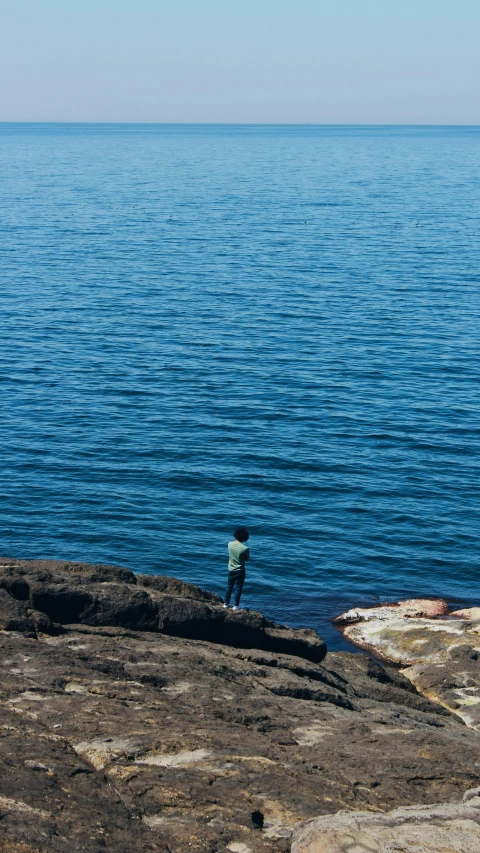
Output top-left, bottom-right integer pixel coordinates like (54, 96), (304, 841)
(335, 598), (480, 728)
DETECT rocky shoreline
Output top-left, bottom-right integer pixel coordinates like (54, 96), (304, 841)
(1, 559), (479, 852)
(335, 598), (480, 729)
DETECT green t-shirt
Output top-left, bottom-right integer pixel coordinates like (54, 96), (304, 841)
(228, 540), (250, 572)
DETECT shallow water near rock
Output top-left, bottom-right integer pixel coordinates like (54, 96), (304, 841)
(1, 123), (479, 650)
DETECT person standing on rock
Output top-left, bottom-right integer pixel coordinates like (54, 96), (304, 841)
(224, 527), (250, 610)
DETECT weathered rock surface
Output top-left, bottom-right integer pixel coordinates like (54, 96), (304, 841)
(335, 598), (480, 729)
(453, 608), (480, 621)
(291, 787), (480, 852)
(0, 558), (327, 663)
(1, 563), (480, 852)
(335, 598), (450, 624)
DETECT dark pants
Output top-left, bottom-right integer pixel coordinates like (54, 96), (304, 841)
(225, 570), (245, 607)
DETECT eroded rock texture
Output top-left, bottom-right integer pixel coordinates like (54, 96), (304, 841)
(1, 562), (480, 853)
(0, 558), (326, 663)
(335, 598), (480, 728)
(291, 787), (480, 853)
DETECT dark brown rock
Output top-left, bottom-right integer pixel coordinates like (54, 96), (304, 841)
(0, 700), (163, 853)
(1, 624), (479, 853)
(136, 573), (223, 603)
(0, 588), (35, 636)
(0, 557), (136, 587)
(1, 559), (327, 662)
(28, 609), (65, 636)
(1, 559), (479, 853)
(30, 582), (160, 631)
(151, 593), (327, 662)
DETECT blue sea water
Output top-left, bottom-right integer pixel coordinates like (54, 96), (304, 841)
(1, 123), (479, 650)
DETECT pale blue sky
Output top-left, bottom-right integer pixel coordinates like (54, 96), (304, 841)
(1, 0), (479, 123)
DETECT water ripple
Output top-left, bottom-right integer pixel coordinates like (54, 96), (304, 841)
(1, 124), (479, 649)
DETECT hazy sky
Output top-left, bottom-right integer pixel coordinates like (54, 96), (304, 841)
(2, 0), (479, 123)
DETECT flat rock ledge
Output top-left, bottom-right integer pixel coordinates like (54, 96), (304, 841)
(292, 786), (480, 853)
(335, 598), (480, 728)
(1, 562), (480, 853)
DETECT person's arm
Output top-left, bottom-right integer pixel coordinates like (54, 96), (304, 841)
(244, 548), (250, 562)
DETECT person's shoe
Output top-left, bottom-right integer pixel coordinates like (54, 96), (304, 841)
(223, 603), (228, 608)
(232, 606), (241, 611)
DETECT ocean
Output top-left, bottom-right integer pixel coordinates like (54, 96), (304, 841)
(1, 123), (479, 650)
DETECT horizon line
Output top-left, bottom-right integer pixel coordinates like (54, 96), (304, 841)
(1, 121), (480, 127)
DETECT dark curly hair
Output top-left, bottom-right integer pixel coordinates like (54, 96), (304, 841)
(234, 526), (249, 542)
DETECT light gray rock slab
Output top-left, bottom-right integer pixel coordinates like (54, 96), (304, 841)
(292, 790), (480, 852)
(335, 599), (480, 727)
